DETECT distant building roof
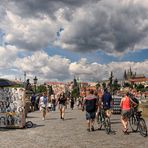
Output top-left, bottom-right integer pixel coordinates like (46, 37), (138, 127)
(129, 77), (148, 83)
(131, 74), (145, 79)
(46, 82), (65, 85)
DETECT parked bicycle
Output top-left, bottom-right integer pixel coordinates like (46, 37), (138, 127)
(129, 108), (147, 137)
(97, 107), (111, 134)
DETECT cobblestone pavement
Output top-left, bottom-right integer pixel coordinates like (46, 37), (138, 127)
(0, 107), (148, 148)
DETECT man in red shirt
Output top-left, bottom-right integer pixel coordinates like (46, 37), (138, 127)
(120, 92), (131, 134)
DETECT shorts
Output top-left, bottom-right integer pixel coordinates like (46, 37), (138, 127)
(40, 106), (46, 112)
(121, 110), (131, 119)
(59, 104), (66, 110)
(86, 112), (96, 120)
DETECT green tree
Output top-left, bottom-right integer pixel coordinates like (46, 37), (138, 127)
(37, 84), (47, 93)
(71, 88), (79, 98)
(123, 82), (133, 88)
(135, 84), (145, 92)
(112, 78), (121, 94)
(96, 82), (100, 90)
(102, 82), (106, 90)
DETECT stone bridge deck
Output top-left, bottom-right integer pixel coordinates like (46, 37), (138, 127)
(0, 107), (148, 148)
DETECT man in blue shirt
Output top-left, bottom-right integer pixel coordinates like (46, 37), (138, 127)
(101, 88), (112, 117)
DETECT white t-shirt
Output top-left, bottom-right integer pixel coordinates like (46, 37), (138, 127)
(40, 96), (47, 108)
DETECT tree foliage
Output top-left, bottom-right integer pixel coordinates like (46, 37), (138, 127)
(135, 84), (145, 92)
(102, 82), (106, 90)
(37, 84), (47, 93)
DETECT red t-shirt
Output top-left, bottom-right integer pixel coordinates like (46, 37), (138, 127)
(120, 96), (130, 110)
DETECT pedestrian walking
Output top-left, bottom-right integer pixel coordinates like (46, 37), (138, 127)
(58, 92), (67, 120)
(101, 88), (112, 117)
(82, 89), (97, 132)
(51, 94), (56, 111)
(34, 94), (40, 111)
(31, 94), (36, 112)
(39, 92), (48, 120)
(120, 92), (131, 134)
(70, 97), (75, 110)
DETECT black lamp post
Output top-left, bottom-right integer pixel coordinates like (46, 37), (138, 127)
(33, 76), (38, 93)
(24, 71), (26, 88)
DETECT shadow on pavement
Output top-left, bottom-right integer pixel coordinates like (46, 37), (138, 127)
(26, 116), (38, 118)
(110, 130), (117, 135)
(64, 118), (76, 120)
(32, 123), (45, 128)
(96, 128), (117, 135)
(0, 124), (45, 131)
(111, 121), (121, 124)
(0, 128), (17, 132)
(46, 118), (58, 120)
(111, 118), (120, 121)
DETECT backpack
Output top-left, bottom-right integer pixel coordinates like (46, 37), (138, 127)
(130, 96), (139, 109)
(85, 99), (97, 112)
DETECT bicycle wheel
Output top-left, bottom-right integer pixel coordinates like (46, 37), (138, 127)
(104, 118), (111, 134)
(138, 118), (147, 137)
(97, 113), (103, 130)
(25, 121), (33, 128)
(129, 116), (138, 132)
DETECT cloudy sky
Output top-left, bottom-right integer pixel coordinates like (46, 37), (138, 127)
(0, 0), (148, 83)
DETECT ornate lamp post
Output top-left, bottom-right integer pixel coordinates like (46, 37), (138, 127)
(33, 76), (38, 94)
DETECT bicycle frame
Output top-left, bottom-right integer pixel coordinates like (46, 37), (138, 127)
(97, 107), (111, 134)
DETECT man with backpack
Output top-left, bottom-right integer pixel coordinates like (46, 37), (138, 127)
(82, 89), (97, 132)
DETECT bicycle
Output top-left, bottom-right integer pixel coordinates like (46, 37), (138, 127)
(129, 108), (147, 137)
(97, 107), (111, 134)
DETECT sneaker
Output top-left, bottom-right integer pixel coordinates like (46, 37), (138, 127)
(122, 128), (129, 135)
(42, 117), (45, 120)
(87, 128), (91, 132)
(98, 127), (101, 130)
(123, 130), (129, 135)
(91, 126), (95, 131)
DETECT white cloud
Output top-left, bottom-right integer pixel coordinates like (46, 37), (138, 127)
(14, 51), (71, 81)
(71, 60), (148, 81)
(0, 49), (147, 82)
(1, 11), (58, 51)
(15, 51), (148, 81)
(0, 45), (18, 67)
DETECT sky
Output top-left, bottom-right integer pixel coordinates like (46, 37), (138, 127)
(0, 0), (148, 83)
